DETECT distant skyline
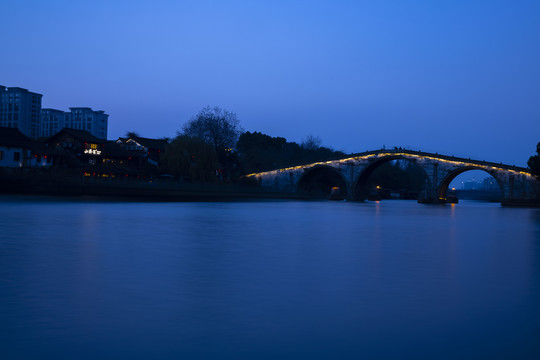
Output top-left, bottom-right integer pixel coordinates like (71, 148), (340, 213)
(2, 0), (539, 166)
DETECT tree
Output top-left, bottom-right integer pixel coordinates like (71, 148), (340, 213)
(125, 131), (139, 138)
(236, 131), (345, 174)
(301, 135), (322, 151)
(237, 132), (288, 173)
(162, 135), (218, 182)
(182, 106), (243, 154)
(528, 141), (540, 177)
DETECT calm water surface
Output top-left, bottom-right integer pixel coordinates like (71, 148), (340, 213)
(1, 197), (540, 359)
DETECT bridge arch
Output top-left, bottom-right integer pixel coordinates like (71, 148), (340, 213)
(353, 156), (430, 201)
(437, 166), (505, 201)
(297, 165), (348, 199)
(247, 149), (537, 205)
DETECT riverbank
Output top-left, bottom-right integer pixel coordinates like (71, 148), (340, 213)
(2, 168), (539, 206)
(0, 168), (297, 201)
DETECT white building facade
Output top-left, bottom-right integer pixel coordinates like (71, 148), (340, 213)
(0, 145), (25, 167)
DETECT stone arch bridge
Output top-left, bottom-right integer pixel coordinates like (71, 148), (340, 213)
(245, 149), (539, 205)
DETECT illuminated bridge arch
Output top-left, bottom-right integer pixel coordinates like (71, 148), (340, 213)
(297, 165), (348, 198)
(246, 149), (538, 205)
(437, 166), (505, 201)
(352, 155), (430, 201)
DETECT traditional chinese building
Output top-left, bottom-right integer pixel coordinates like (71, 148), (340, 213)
(45, 128), (141, 176)
(0, 127), (54, 168)
(116, 135), (168, 167)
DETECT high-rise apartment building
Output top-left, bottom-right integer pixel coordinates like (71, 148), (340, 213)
(41, 107), (108, 139)
(64, 107), (108, 139)
(40, 108), (66, 138)
(0, 86), (42, 138)
(1, 85), (109, 139)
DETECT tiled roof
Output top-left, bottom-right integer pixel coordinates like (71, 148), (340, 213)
(0, 127), (64, 155)
(49, 128), (104, 143)
(0, 127), (33, 147)
(130, 136), (168, 151)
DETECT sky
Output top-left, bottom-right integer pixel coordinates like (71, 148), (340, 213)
(2, 0), (539, 166)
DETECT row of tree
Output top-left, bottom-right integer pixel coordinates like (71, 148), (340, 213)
(237, 132), (345, 174)
(160, 106), (345, 182)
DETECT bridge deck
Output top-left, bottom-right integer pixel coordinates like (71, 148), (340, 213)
(246, 149), (532, 177)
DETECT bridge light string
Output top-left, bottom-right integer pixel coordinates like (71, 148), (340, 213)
(244, 151), (533, 178)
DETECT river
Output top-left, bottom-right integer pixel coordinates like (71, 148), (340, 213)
(1, 196), (539, 359)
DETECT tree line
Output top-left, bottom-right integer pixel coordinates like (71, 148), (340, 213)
(154, 106), (540, 183)
(160, 106), (345, 182)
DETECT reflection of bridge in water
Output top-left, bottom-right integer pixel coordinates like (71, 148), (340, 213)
(245, 149), (539, 205)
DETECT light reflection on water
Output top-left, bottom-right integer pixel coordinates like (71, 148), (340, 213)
(1, 197), (539, 359)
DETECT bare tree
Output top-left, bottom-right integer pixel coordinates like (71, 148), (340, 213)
(182, 106), (243, 152)
(301, 135), (322, 151)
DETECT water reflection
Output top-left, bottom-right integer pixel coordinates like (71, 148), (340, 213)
(1, 198), (539, 359)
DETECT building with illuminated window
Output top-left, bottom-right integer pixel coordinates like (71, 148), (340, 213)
(46, 128), (139, 175)
(116, 136), (168, 166)
(0, 85), (42, 139)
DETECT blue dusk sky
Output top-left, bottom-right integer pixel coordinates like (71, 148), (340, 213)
(2, 0), (539, 166)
